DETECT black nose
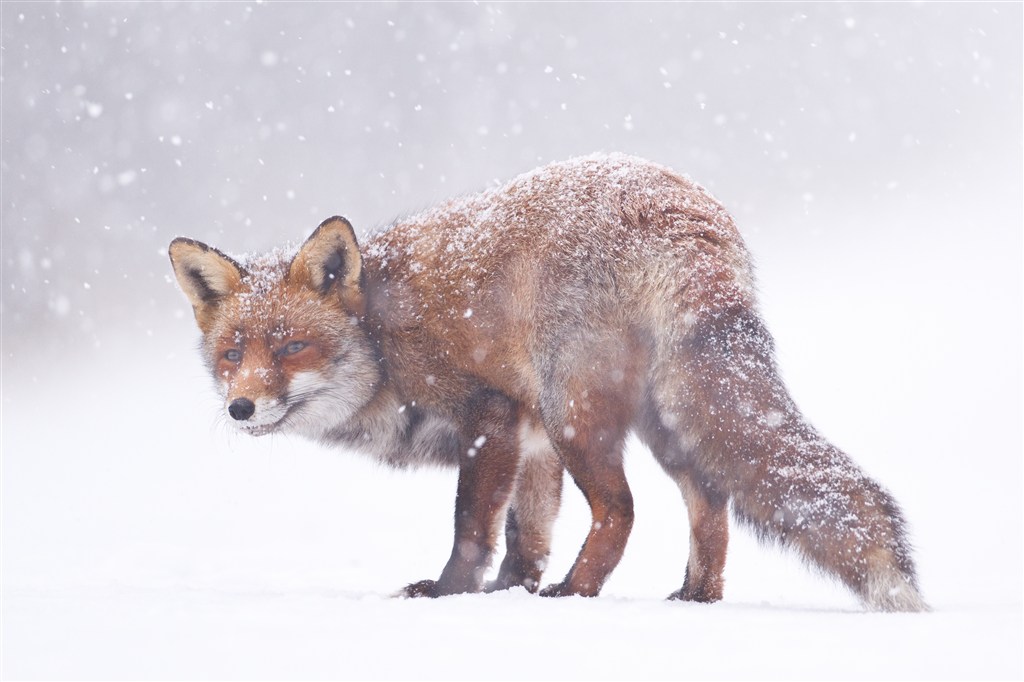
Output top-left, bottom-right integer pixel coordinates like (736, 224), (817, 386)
(228, 398), (255, 421)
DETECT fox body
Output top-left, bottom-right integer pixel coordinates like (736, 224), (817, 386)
(170, 154), (925, 611)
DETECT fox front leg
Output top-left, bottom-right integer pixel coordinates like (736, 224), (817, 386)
(401, 392), (521, 598)
(485, 428), (563, 593)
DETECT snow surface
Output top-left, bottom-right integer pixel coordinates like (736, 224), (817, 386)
(3, 2), (1022, 680)
(3, 320), (1022, 680)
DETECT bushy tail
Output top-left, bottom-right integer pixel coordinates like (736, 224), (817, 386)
(728, 424), (928, 612)
(671, 304), (927, 612)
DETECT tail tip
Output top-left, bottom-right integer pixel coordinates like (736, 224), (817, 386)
(864, 572), (929, 613)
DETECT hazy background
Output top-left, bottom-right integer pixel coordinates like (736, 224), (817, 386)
(3, 2), (1019, 354)
(2, 3), (1022, 678)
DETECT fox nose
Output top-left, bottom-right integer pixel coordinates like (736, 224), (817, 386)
(228, 398), (256, 421)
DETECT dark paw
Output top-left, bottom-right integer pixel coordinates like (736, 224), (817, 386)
(399, 579), (440, 598)
(541, 577), (604, 597)
(667, 587), (721, 603)
(539, 581), (573, 597)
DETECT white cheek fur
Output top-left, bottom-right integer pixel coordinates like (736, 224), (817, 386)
(283, 358), (378, 440)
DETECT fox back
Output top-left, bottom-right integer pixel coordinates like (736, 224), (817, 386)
(171, 154), (925, 611)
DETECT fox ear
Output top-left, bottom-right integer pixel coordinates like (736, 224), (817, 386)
(168, 237), (246, 330)
(289, 216), (364, 313)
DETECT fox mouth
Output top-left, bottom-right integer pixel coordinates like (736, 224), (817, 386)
(236, 422), (280, 437)
(232, 404), (298, 437)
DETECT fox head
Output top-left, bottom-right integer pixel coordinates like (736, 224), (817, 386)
(169, 216), (380, 438)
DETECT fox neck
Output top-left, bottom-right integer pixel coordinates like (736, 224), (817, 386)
(288, 303), (460, 469)
(313, 380), (461, 469)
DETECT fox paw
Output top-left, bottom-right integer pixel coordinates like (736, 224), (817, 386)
(399, 579), (440, 598)
(667, 587), (722, 603)
(539, 581), (574, 597)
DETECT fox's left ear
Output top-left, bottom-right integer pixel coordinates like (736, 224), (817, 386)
(289, 216), (365, 314)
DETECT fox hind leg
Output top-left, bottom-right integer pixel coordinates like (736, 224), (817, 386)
(487, 419), (563, 593)
(637, 401), (729, 602)
(537, 375), (640, 598)
(538, 429), (633, 598)
(670, 472), (729, 603)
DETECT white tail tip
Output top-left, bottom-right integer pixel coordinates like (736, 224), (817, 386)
(865, 571), (930, 612)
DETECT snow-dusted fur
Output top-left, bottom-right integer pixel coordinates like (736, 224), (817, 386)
(169, 154), (925, 611)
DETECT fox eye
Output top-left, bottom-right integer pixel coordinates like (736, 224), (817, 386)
(282, 341), (307, 356)
(224, 349), (242, 362)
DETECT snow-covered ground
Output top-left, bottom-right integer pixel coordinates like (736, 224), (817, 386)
(3, 346), (1022, 680)
(3, 3), (1021, 679)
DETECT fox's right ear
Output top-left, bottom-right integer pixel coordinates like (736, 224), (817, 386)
(168, 237), (245, 331)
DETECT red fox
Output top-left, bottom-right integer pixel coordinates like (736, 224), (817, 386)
(170, 154), (926, 611)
